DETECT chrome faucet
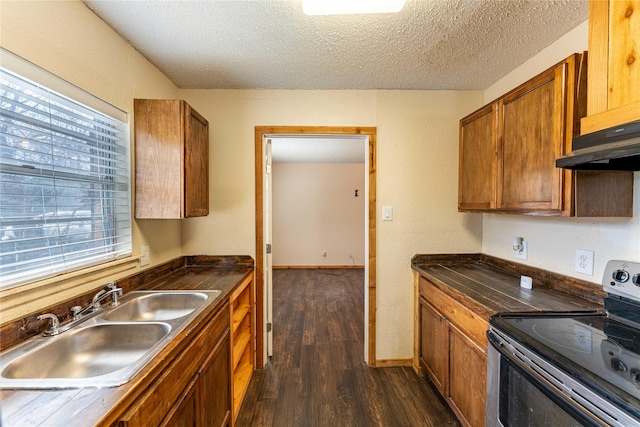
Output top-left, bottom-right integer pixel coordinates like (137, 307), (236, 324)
(92, 289), (107, 310)
(91, 282), (122, 310)
(70, 282), (123, 321)
(37, 283), (124, 337)
(37, 313), (60, 336)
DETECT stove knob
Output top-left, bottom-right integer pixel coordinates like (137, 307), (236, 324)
(632, 369), (640, 388)
(634, 273), (640, 287)
(611, 357), (627, 372)
(613, 269), (630, 283)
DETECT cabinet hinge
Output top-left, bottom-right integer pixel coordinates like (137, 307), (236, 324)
(267, 322), (272, 333)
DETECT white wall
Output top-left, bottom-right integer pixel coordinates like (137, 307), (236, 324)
(271, 162), (365, 267)
(179, 89), (484, 361)
(482, 20), (640, 282)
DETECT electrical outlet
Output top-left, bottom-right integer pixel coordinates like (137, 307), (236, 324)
(575, 249), (594, 275)
(516, 240), (528, 260)
(140, 245), (150, 267)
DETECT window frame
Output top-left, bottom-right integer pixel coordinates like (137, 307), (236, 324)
(0, 48), (132, 291)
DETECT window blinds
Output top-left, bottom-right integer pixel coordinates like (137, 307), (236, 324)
(0, 68), (131, 288)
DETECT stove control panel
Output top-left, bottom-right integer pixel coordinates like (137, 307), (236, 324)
(603, 260), (640, 301)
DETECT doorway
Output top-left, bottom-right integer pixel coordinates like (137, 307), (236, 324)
(254, 126), (377, 368)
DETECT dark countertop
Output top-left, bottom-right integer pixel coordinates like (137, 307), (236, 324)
(0, 256), (254, 427)
(412, 253), (603, 321)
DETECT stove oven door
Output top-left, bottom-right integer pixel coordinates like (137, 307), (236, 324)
(487, 328), (635, 427)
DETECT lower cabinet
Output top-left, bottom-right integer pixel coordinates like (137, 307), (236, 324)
(448, 323), (487, 427)
(199, 330), (232, 427)
(419, 301), (448, 393)
(116, 302), (231, 427)
(416, 277), (488, 427)
(160, 376), (199, 427)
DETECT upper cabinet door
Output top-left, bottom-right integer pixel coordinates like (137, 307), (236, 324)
(458, 103), (497, 211)
(497, 65), (564, 211)
(184, 104), (210, 218)
(582, 0), (640, 134)
(134, 99), (210, 219)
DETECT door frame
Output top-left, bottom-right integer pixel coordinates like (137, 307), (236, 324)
(254, 126), (377, 368)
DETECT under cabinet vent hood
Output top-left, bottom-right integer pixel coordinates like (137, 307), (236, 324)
(556, 120), (640, 171)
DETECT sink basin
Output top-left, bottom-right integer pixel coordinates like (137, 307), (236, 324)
(102, 291), (215, 322)
(0, 290), (222, 389)
(1, 323), (169, 386)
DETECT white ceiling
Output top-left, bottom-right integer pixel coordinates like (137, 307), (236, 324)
(83, 0), (588, 91)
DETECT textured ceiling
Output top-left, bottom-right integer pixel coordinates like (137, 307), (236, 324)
(83, 0), (588, 90)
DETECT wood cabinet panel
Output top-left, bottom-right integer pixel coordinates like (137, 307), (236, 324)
(458, 103), (496, 210)
(498, 67), (562, 211)
(419, 298), (448, 394)
(134, 99), (183, 219)
(134, 99), (209, 219)
(583, 0), (640, 133)
(185, 105), (210, 217)
(607, 0), (640, 110)
(200, 330), (231, 427)
(160, 376), (199, 427)
(574, 171), (634, 217)
(448, 324), (487, 427)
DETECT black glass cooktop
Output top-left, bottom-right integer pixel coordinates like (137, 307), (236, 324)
(491, 311), (640, 416)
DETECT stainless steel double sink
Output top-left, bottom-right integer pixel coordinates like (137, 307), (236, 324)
(0, 290), (221, 389)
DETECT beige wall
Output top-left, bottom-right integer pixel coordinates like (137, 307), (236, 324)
(482, 20), (640, 282)
(271, 162), (366, 267)
(0, 0), (182, 323)
(180, 89), (484, 360)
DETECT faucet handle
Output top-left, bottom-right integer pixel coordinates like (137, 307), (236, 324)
(37, 313), (60, 336)
(70, 305), (83, 319)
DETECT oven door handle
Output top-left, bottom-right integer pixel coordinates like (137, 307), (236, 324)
(488, 331), (610, 427)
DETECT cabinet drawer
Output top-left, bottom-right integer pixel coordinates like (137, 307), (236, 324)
(419, 278), (488, 348)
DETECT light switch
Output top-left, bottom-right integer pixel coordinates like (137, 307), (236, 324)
(382, 206), (393, 221)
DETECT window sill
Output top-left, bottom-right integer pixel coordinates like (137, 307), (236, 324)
(0, 256), (140, 326)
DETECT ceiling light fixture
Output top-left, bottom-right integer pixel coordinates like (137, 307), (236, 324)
(302, 0), (406, 16)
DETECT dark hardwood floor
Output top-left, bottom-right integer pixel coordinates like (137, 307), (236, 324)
(235, 268), (461, 427)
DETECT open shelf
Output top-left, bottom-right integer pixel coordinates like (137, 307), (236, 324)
(231, 303), (250, 333)
(232, 332), (251, 370)
(232, 362), (253, 416)
(230, 274), (254, 424)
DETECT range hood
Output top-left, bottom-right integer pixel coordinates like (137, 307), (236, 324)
(556, 120), (640, 171)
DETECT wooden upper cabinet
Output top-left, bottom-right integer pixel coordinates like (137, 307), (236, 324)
(497, 65), (564, 211)
(459, 55), (581, 215)
(459, 53), (632, 217)
(134, 99), (209, 219)
(458, 103), (497, 211)
(582, 0), (640, 134)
